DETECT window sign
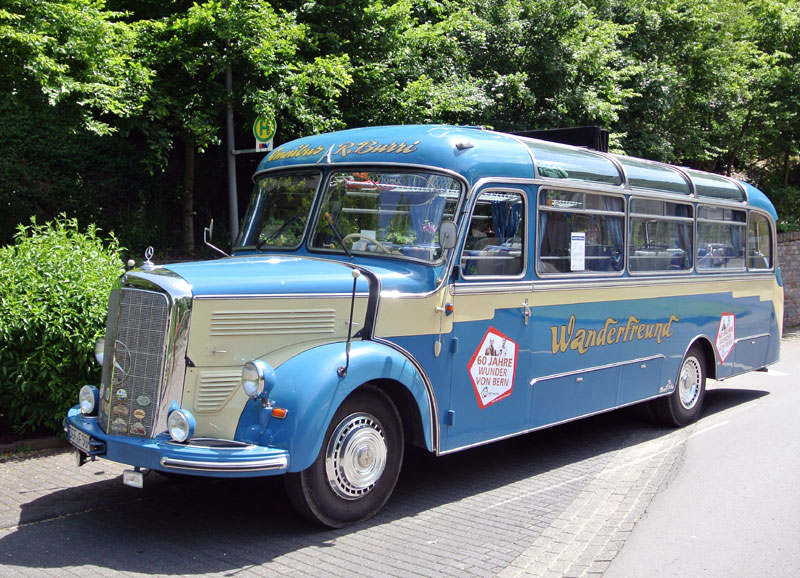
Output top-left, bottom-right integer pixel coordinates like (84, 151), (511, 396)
(571, 232), (586, 271)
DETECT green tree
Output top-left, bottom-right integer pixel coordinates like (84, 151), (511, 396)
(0, 0), (149, 134)
(122, 0), (352, 254)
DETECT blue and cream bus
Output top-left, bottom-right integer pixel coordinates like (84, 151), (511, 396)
(66, 125), (783, 527)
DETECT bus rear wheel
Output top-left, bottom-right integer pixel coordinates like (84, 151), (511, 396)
(649, 345), (706, 427)
(284, 386), (403, 528)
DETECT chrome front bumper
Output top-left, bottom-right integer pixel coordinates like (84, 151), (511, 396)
(66, 406), (289, 477)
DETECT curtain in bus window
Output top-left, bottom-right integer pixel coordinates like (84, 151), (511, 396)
(731, 213), (745, 256)
(539, 211), (570, 272)
(491, 200), (521, 240)
(602, 196), (624, 270)
(410, 195), (446, 243)
(676, 204), (693, 269)
(378, 190), (403, 231)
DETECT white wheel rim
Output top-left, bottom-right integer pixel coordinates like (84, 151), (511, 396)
(679, 356), (702, 410)
(325, 412), (387, 499)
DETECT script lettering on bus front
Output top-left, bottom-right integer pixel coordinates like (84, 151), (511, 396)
(550, 314), (680, 355)
(266, 140), (421, 162)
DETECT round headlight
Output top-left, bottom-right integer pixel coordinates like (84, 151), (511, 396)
(94, 337), (105, 365)
(79, 385), (99, 415)
(241, 361), (264, 398)
(167, 409), (196, 443)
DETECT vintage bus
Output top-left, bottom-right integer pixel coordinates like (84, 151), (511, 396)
(66, 125), (783, 527)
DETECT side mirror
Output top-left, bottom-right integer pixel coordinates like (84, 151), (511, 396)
(439, 221), (457, 250)
(203, 219), (230, 257)
(203, 219), (214, 244)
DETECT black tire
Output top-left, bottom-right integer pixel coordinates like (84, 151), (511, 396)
(284, 386), (404, 528)
(648, 344), (706, 427)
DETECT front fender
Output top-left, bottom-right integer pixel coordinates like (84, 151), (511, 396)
(235, 340), (434, 472)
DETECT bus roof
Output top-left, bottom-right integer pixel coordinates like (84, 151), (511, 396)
(256, 124), (775, 217)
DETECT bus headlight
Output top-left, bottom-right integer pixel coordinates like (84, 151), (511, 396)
(167, 409), (196, 443)
(79, 385), (99, 415)
(241, 360), (276, 399)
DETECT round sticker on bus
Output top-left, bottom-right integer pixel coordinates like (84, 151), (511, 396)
(468, 327), (518, 408)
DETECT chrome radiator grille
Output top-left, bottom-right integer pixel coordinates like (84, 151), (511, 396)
(99, 288), (171, 438)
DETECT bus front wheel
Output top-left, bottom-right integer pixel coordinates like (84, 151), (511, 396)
(284, 386), (404, 528)
(649, 345), (706, 427)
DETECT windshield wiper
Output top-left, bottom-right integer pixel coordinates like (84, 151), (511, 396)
(255, 215), (304, 251)
(323, 212), (352, 257)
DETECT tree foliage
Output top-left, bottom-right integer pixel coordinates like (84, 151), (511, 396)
(1, 0), (799, 244)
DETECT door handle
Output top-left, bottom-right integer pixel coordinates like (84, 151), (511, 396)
(523, 299), (531, 326)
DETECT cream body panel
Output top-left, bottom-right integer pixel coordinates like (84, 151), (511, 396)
(374, 287), (453, 338)
(450, 276), (777, 324)
(187, 296), (368, 367)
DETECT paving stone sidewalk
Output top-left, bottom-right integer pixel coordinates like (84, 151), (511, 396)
(0, 409), (690, 577)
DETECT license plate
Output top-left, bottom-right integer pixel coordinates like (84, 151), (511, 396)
(123, 470), (144, 488)
(68, 425), (92, 454)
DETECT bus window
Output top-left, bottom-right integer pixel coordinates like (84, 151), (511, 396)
(537, 189), (624, 274)
(748, 212), (773, 270)
(697, 206), (746, 270)
(629, 199), (693, 272)
(460, 191), (525, 277)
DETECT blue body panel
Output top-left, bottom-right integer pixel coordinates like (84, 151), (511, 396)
(164, 253), (443, 296)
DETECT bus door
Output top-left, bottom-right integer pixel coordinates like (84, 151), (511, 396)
(443, 187), (533, 451)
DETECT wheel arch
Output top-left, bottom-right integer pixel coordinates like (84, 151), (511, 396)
(367, 378), (428, 451)
(686, 335), (717, 380)
(239, 340), (436, 473)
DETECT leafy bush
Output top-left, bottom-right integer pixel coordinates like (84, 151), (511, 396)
(0, 216), (124, 434)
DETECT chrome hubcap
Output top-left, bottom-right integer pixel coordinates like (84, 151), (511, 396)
(325, 412), (387, 499)
(679, 357), (702, 410)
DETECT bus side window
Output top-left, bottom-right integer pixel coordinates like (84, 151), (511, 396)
(748, 212), (773, 270)
(629, 199), (693, 272)
(460, 191), (525, 277)
(697, 206), (746, 271)
(537, 189), (625, 275)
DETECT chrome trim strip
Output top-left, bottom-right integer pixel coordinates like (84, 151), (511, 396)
(160, 455), (289, 472)
(371, 337), (440, 454)
(529, 354), (666, 387)
(438, 392), (671, 456)
(734, 333), (771, 344)
(194, 292), (368, 300)
(165, 438), (255, 449)
(452, 281), (533, 295)
(530, 272), (777, 292)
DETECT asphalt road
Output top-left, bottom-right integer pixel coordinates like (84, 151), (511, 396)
(605, 334), (800, 578)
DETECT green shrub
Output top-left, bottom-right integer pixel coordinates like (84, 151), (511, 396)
(0, 216), (124, 434)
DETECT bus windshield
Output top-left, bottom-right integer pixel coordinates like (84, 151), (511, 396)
(309, 170), (462, 262)
(235, 171), (321, 250)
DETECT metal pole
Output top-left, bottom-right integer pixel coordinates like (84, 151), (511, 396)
(225, 64), (239, 244)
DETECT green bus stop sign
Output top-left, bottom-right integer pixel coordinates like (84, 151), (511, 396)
(253, 115), (277, 143)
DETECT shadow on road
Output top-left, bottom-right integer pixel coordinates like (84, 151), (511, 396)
(704, 387), (769, 417)
(0, 387), (763, 575)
